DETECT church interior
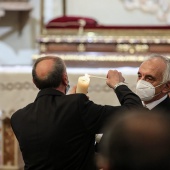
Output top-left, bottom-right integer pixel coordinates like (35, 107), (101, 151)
(0, 0), (170, 169)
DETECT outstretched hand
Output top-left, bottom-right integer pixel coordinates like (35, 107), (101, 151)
(106, 70), (125, 88)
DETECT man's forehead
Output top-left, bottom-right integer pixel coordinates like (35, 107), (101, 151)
(138, 59), (165, 77)
(145, 58), (164, 68)
(139, 61), (156, 73)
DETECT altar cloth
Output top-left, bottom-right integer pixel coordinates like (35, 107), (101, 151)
(0, 66), (138, 117)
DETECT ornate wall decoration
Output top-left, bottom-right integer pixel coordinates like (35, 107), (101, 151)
(121, 0), (170, 23)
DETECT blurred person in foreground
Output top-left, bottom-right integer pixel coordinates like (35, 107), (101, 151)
(136, 54), (170, 112)
(10, 56), (143, 170)
(97, 110), (170, 170)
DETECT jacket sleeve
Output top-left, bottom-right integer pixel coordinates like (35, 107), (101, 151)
(115, 85), (143, 110)
(79, 85), (143, 134)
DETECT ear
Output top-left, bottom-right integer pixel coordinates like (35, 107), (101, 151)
(62, 73), (68, 86)
(32, 79), (38, 89)
(162, 81), (170, 94)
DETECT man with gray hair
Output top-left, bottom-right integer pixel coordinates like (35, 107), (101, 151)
(136, 54), (170, 113)
(95, 54), (170, 154)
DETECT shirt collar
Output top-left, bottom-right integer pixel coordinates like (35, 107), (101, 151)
(143, 95), (167, 110)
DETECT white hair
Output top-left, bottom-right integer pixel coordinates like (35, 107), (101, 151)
(146, 54), (170, 82)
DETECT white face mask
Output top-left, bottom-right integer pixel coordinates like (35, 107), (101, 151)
(136, 80), (163, 101)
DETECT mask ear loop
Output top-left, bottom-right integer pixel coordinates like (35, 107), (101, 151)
(165, 82), (170, 94)
(158, 81), (170, 95)
(152, 82), (165, 98)
(155, 82), (165, 88)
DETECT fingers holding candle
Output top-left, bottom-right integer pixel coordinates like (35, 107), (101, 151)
(67, 85), (77, 95)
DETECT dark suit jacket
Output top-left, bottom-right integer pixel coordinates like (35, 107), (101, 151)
(11, 85), (142, 170)
(151, 96), (170, 114)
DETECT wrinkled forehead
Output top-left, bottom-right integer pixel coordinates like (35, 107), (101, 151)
(138, 58), (166, 78)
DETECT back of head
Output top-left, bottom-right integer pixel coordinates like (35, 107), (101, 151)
(32, 56), (66, 90)
(99, 111), (170, 170)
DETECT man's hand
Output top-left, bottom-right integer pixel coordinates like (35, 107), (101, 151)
(67, 85), (77, 94)
(106, 70), (125, 88)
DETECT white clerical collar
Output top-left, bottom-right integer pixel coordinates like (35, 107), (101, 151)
(143, 95), (167, 110)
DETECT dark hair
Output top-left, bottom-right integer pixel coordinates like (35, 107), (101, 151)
(99, 111), (170, 170)
(32, 56), (66, 89)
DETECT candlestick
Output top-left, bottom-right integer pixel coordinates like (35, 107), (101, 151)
(76, 75), (90, 94)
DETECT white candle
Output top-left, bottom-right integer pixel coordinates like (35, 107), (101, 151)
(76, 74), (90, 94)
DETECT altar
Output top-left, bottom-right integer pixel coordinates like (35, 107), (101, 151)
(36, 0), (170, 68)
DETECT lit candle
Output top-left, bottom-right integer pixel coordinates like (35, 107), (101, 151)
(76, 74), (90, 94)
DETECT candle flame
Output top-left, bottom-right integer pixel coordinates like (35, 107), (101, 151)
(85, 73), (90, 78)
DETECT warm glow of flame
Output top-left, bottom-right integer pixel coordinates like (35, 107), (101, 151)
(85, 73), (90, 78)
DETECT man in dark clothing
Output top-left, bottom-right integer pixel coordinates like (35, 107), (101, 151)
(11, 56), (142, 170)
(136, 54), (170, 113)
